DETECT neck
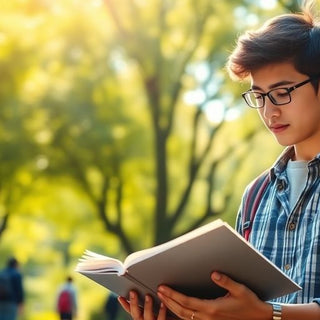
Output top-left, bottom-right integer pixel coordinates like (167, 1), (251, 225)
(293, 145), (320, 161)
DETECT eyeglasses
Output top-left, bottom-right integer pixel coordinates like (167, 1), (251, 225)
(242, 77), (318, 109)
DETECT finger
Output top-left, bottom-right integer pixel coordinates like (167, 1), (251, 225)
(211, 272), (248, 297)
(129, 291), (143, 319)
(158, 288), (196, 320)
(143, 295), (155, 320)
(118, 296), (131, 314)
(158, 286), (202, 310)
(157, 303), (167, 320)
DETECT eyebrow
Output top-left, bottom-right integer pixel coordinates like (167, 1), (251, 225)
(251, 80), (295, 91)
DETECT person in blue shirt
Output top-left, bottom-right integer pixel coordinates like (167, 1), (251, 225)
(118, 0), (320, 319)
(0, 257), (25, 320)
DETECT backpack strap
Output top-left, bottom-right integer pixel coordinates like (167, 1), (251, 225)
(242, 170), (270, 241)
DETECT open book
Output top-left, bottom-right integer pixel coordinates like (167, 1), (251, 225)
(76, 219), (300, 311)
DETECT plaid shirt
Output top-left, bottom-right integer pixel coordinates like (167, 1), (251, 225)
(236, 146), (320, 305)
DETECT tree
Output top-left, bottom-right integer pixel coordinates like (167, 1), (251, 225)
(0, 0), (293, 254)
(93, 0), (269, 247)
(0, 2), (43, 241)
(277, 0), (301, 12)
(32, 0), (265, 252)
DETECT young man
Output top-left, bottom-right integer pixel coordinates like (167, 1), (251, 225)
(118, 1), (320, 319)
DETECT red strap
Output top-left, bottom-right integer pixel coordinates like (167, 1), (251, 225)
(243, 171), (270, 241)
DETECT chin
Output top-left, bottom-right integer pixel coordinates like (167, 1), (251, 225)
(273, 137), (293, 147)
(272, 130), (300, 146)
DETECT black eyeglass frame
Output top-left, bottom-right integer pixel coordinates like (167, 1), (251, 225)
(242, 76), (319, 109)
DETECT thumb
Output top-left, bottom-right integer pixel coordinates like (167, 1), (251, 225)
(211, 272), (256, 299)
(211, 272), (241, 295)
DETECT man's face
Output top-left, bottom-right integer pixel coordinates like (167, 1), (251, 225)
(250, 62), (320, 160)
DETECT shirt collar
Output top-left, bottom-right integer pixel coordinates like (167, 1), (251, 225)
(270, 146), (320, 179)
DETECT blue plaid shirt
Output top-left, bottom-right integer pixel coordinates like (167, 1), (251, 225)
(236, 146), (320, 305)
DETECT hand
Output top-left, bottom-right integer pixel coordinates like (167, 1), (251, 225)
(118, 291), (170, 320)
(157, 272), (272, 320)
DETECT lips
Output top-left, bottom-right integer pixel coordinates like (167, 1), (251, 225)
(269, 124), (290, 133)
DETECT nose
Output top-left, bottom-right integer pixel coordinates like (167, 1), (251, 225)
(260, 96), (281, 120)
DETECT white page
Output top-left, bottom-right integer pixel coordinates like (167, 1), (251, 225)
(75, 250), (124, 273)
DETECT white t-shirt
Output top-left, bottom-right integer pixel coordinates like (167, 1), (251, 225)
(286, 159), (308, 210)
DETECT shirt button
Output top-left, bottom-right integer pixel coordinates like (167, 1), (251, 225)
(277, 181), (285, 191)
(284, 264), (291, 271)
(289, 223), (296, 230)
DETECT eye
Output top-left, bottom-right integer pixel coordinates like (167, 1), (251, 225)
(252, 92), (263, 100)
(276, 91), (289, 98)
(272, 88), (290, 99)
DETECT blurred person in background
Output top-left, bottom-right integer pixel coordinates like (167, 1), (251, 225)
(105, 292), (119, 320)
(56, 276), (78, 320)
(0, 257), (25, 320)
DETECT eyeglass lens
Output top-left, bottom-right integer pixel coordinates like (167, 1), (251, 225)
(245, 88), (290, 108)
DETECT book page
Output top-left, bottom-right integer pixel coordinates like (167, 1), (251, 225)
(75, 250), (125, 274)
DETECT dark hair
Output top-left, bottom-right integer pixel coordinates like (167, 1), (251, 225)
(7, 257), (18, 268)
(227, 3), (320, 82)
